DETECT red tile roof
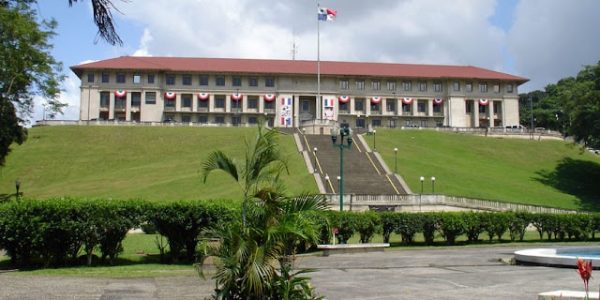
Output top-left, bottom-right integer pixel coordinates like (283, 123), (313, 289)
(71, 56), (528, 83)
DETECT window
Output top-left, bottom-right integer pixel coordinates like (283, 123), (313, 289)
(402, 103), (411, 113)
(466, 101), (473, 113)
(182, 115), (191, 123)
(340, 79), (349, 90)
(101, 73), (109, 83)
(131, 92), (141, 107)
(355, 98), (365, 111)
(248, 117), (258, 124)
(182, 75), (192, 86)
(116, 73), (125, 84)
(372, 119), (382, 127)
(198, 115), (208, 124)
(199, 75), (209, 86)
(100, 92), (110, 107)
(248, 77), (258, 87)
(147, 74), (155, 84)
(419, 81), (427, 92)
(216, 76), (225, 86)
(182, 94), (192, 108)
(87, 73), (94, 83)
(453, 81), (460, 92)
(433, 82), (442, 92)
(247, 96), (258, 109)
(506, 84), (514, 93)
(479, 82), (488, 93)
(371, 103), (380, 112)
(466, 82), (473, 92)
(356, 80), (365, 90)
(215, 116), (225, 124)
(418, 101), (427, 113)
(386, 99), (396, 112)
(372, 80), (381, 91)
(433, 104), (442, 113)
(215, 95), (226, 108)
(133, 74), (141, 84)
(387, 81), (396, 91)
(232, 76), (242, 87)
(198, 99), (208, 109)
(264, 101), (274, 110)
(265, 77), (275, 87)
(164, 99), (175, 108)
(339, 102), (348, 111)
(402, 81), (412, 91)
(356, 118), (365, 128)
(145, 92), (156, 105)
(166, 74), (176, 85)
(479, 104), (487, 114)
(493, 84), (500, 93)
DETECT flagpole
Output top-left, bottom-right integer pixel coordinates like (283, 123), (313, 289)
(317, 2), (321, 125)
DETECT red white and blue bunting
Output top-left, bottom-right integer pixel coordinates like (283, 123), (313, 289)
(402, 97), (413, 104)
(370, 96), (382, 104)
(433, 98), (444, 105)
(198, 92), (210, 101)
(338, 95), (350, 103)
(164, 92), (176, 100)
(264, 94), (276, 102)
(479, 98), (489, 106)
(114, 90), (127, 98)
(231, 93), (243, 101)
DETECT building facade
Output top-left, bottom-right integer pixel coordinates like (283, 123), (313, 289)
(71, 56), (528, 129)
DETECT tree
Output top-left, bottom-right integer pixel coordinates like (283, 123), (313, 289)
(202, 124), (288, 225)
(0, 1), (65, 166)
(68, 0), (123, 46)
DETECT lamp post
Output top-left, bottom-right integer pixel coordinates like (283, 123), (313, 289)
(431, 176), (436, 194)
(394, 147), (398, 173)
(373, 129), (377, 151)
(331, 122), (353, 211)
(324, 175), (330, 191)
(313, 147), (318, 173)
(15, 179), (20, 200)
(419, 176), (424, 211)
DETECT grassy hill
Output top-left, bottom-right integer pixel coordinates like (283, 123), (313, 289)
(0, 126), (317, 201)
(370, 129), (600, 210)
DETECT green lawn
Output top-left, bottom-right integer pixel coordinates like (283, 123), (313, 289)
(369, 129), (600, 210)
(0, 126), (317, 201)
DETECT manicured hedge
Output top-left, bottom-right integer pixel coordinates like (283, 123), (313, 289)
(0, 198), (236, 267)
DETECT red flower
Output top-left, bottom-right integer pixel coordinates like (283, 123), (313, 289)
(577, 258), (592, 298)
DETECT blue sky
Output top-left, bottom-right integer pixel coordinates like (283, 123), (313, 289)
(32, 0), (600, 121)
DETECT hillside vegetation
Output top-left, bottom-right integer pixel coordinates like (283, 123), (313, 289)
(0, 126), (317, 201)
(372, 129), (600, 210)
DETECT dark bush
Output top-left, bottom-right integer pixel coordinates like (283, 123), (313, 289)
(379, 212), (397, 243)
(394, 213), (422, 245)
(328, 211), (356, 244)
(462, 212), (484, 242)
(421, 213), (439, 245)
(354, 211), (380, 243)
(438, 213), (465, 245)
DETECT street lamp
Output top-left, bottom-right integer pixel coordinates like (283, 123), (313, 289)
(15, 179), (20, 200)
(331, 122), (353, 211)
(419, 176), (424, 211)
(393, 147), (398, 173)
(431, 176), (436, 194)
(313, 147), (318, 173)
(373, 129), (377, 151)
(324, 175), (330, 192)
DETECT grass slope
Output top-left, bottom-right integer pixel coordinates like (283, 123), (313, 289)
(0, 126), (317, 201)
(371, 129), (600, 210)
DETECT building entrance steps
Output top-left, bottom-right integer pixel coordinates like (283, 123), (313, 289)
(302, 133), (408, 195)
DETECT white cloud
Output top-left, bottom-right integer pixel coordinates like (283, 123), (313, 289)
(132, 28), (153, 57)
(508, 0), (600, 91)
(120, 0), (505, 69)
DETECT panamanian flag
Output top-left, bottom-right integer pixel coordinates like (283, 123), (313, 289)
(279, 97), (293, 127)
(318, 7), (337, 21)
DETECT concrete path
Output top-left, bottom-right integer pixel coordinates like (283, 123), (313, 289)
(0, 246), (586, 299)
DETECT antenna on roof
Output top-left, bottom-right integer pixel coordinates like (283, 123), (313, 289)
(291, 30), (299, 60)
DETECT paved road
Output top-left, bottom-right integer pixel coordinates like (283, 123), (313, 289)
(0, 246), (585, 299)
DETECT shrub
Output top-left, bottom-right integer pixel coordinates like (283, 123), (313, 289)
(462, 212), (484, 242)
(354, 211), (380, 243)
(508, 211), (532, 242)
(421, 213), (439, 245)
(394, 213), (422, 245)
(379, 212), (397, 243)
(328, 211), (356, 244)
(438, 213), (465, 245)
(481, 212), (509, 241)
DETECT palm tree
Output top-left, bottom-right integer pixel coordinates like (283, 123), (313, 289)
(202, 125), (287, 226)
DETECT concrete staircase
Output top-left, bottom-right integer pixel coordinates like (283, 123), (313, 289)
(301, 133), (408, 195)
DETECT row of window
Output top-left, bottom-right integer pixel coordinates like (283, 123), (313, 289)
(321, 101), (441, 114)
(88, 73), (275, 87)
(100, 92), (275, 109)
(339, 79), (514, 93)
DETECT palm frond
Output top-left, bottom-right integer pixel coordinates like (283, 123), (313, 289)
(202, 150), (239, 183)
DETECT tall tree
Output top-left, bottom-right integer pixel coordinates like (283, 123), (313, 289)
(0, 1), (64, 166)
